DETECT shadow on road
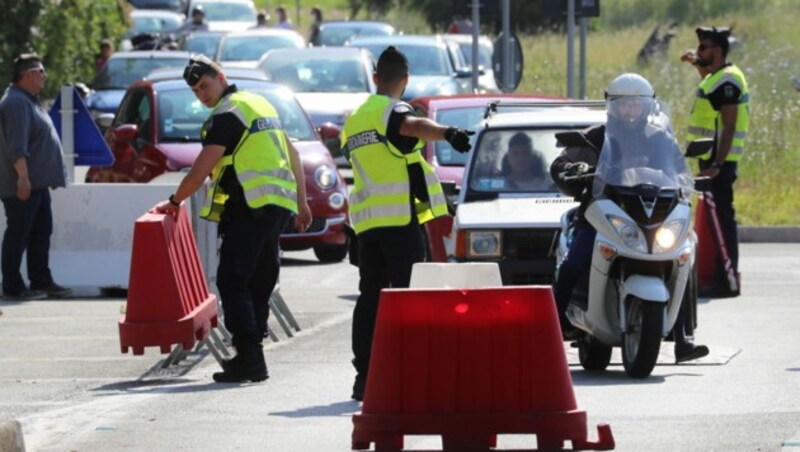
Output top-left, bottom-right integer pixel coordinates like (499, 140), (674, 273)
(270, 399), (360, 418)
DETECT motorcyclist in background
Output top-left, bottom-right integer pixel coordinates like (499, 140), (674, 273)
(550, 73), (709, 363)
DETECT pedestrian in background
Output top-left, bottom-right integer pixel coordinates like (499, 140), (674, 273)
(95, 39), (114, 73)
(0, 53), (71, 301)
(249, 11), (270, 29)
(275, 6), (293, 30)
(179, 6), (209, 36)
(156, 55), (311, 383)
(308, 6), (323, 46)
(447, 12), (474, 34)
(341, 46), (474, 401)
(681, 26), (748, 297)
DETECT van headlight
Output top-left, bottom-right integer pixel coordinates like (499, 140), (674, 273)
(314, 165), (337, 190)
(653, 219), (686, 253)
(607, 215), (646, 252)
(467, 230), (501, 258)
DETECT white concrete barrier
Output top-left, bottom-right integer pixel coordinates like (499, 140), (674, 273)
(0, 182), (178, 296)
(409, 262), (503, 289)
(0, 419), (26, 452)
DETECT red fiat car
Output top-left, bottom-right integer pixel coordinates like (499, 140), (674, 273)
(409, 93), (564, 261)
(86, 70), (350, 262)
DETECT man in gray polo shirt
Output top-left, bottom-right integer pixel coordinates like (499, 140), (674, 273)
(0, 53), (70, 300)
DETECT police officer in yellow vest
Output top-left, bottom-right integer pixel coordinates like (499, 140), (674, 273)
(681, 26), (748, 297)
(342, 47), (474, 401)
(156, 55), (312, 383)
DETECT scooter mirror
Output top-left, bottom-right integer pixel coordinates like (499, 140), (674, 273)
(685, 138), (714, 158)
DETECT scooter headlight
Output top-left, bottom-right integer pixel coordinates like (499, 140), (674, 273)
(653, 219), (686, 253)
(607, 215), (646, 252)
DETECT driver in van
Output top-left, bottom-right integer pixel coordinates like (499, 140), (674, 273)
(550, 73), (709, 364)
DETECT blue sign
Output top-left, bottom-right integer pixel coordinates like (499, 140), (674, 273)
(48, 86), (114, 167)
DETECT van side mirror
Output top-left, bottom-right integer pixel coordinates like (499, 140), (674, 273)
(112, 124), (139, 142)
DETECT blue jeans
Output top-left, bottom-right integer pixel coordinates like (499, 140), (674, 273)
(216, 204), (290, 348)
(2, 189), (54, 295)
(554, 223), (596, 324)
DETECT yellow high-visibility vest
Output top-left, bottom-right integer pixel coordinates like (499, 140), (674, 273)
(199, 91), (297, 222)
(687, 64), (749, 161)
(341, 94), (447, 234)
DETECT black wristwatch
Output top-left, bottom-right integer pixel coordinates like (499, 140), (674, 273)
(710, 161), (723, 169)
(168, 194), (180, 206)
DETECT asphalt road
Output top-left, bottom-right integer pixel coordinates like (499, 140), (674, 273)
(1, 243), (799, 451)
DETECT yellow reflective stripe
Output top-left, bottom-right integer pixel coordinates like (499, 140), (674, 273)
(238, 168), (294, 183)
(734, 131), (746, 139)
(687, 126), (715, 138)
(244, 183), (296, 202)
(730, 145), (743, 156)
(350, 182), (408, 205)
(351, 204), (410, 227)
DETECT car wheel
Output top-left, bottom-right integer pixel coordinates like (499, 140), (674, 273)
(313, 243), (348, 262)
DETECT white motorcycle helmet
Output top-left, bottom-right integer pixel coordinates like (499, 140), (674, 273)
(605, 73), (656, 129)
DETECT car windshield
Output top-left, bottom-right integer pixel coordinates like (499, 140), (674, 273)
(260, 54), (369, 93)
(92, 56), (189, 89)
(131, 15), (182, 35)
(357, 43), (448, 76)
(158, 85), (316, 142)
(319, 25), (393, 46)
(194, 1), (256, 21)
(184, 33), (223, 55)
(593, 100), (693, 197)
(433, 106), (485, 166)
(456, 42), (492, 68)
(468, 128), (582, 193)
(220, 35), (302, 62)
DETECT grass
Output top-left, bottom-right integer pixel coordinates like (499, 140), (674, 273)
(256, 0), (799, 224)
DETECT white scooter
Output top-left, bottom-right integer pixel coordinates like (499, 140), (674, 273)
(555, 114), (711, 378)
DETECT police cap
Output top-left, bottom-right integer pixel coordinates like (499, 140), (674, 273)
(183, 54), (221, 86)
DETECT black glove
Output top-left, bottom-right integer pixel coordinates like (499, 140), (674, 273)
(563, 162), (591, 176)
(444, 127), (475, 153)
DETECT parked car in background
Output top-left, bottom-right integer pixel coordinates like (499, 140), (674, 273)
(86, 69), (350, 262)
(180, 30), (225, 56)
(441, 34), (501, 94)
(184, 0), (257, 32)
(128, 0), (186, 13)
(409, 94), (564, 261)
(257, 46), (375, 166)
(85, 50), (191, 128)
(313, 20), (395, 47)
(444, 102), (606, 284)
(347, 35), (473, 101)
(215, 29), (305, 68)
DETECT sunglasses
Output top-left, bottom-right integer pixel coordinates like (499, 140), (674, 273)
(27, 67), (46, 75)
(697, 43), (718, 52)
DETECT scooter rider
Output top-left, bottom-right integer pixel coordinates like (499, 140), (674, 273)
(550, 73), (709, 363)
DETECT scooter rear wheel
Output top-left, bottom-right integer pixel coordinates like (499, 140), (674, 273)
(578, 338), (613, 371)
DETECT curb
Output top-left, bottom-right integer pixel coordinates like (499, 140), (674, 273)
(0, 420), (26, 452)
(739, 226), (800, 243)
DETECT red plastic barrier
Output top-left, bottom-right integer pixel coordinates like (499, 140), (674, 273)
(694, 194), (718, 290)
(119, 205), (218, 355)
(352, 286), (614, 451)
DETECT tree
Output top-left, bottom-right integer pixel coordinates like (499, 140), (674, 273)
(0, 0), (129, 99)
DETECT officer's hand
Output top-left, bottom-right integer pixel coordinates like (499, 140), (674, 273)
(444, 127), (475, 153)
(294, 201), (312, 233)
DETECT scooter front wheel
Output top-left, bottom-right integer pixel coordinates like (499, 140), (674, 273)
(621, 297), (664, 378)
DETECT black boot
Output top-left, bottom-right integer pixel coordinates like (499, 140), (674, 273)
(675, 340), (709, 363)
(213, 343), (269, 383)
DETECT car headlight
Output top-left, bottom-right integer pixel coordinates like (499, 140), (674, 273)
(467, 230), (502, 258)
(314, 165), (337, 190)
(607, 215), (646, 252)
(653, 219), (686, 253)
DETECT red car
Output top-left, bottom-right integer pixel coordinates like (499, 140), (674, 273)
(86, 70), (350, 262)
(409, 93), (564, 261)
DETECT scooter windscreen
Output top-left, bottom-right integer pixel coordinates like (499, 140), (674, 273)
(592, 98), (694, 198)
